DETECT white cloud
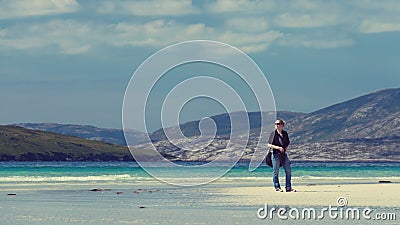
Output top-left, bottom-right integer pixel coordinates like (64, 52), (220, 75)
(96, 0), (199, 16)
(359, 20), (400, 33)
(0, 0), (79, 19)
(277, 33), (353, 49)
(274, 13), (340, 28)
(105, 20), (211, 47)
(346, 1), (400, 34)
(0, 19), (280, 54)
(106, 20), (280, 53)
(0, 20), (93, 54)
(0, 28), (7, 37)
(349, 0), (400, 13)
(205, 0), (274, 13)
(218, 30), (282, 52)
(287, 0), (340, 12)
(225, 17), (268, 33)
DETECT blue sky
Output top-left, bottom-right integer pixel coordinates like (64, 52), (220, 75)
(1, 0), (399, 131)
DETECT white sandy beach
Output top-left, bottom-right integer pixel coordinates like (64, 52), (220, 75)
(217, 182), (400, 207)
(1, 180), (399, 225)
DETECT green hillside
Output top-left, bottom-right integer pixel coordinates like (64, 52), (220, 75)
(0, 125), (133, 161)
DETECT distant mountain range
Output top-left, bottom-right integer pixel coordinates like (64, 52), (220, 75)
(14, 123), (147, 146)
(4, 87), (400, 162)
(136, 87), (400, 162)
(149, 111), (305, 142)
(150, 88), (400, 143)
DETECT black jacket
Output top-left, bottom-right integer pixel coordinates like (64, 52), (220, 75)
(268, 130), (290, 154)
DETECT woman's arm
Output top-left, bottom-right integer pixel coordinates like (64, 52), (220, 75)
(268, 143), (285, 152)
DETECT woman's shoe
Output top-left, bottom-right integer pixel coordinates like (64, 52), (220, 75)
(275, 188), (283, 192)
(286, 188), (296, 192)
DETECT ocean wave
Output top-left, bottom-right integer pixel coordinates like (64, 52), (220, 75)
(0, 174), (155, 182)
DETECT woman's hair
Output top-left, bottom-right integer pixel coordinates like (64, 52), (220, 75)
(276, 118), (286, 126)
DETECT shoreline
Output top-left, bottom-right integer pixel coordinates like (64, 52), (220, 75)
(1, 159), (400, 163)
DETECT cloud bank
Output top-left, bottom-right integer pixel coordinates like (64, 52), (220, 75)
(0, 0), (400, 54)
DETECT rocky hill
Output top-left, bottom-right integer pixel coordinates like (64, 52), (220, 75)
(288, 88), (400, 142)
(0, 125), (133, 161)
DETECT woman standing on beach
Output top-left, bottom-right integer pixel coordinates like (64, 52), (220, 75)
(267, 119), (296, 192)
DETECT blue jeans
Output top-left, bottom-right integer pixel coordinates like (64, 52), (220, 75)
(272, 152), (292, 191)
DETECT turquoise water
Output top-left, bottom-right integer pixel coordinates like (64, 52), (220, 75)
(1, 161), (399, 183)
